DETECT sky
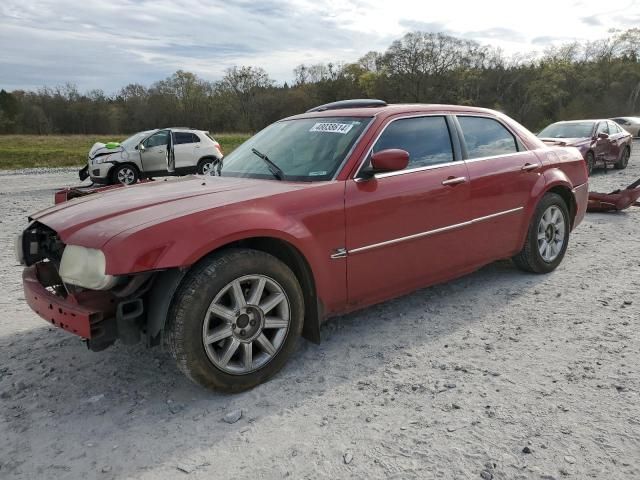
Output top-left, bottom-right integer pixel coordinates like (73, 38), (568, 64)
(1, 0), (639, 93)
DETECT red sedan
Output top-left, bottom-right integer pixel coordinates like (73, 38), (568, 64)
(538, 119), (632, 175)
(18, 101), (588, 391)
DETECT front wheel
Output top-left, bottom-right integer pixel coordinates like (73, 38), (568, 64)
(614, 146), (630, 170)
(512, 193), (570, 274)
(166, 249), (304, 392)
(112, 164), (139, 185)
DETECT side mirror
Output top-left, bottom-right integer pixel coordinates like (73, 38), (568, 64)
(370, 149), (410, 173)
(597, 132), (609, 140)
(137, 143), (145, 151)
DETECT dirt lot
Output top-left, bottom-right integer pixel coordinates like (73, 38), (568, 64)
(1, 146), (639, 480)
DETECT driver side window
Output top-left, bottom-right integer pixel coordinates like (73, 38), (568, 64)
(372, 116), (454, 169)
(143, 131), (169, 148)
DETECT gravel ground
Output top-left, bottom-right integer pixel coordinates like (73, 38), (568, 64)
(1, 144), (639, 480)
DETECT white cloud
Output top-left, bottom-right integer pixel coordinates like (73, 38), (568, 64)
(0, 0), (637, 92)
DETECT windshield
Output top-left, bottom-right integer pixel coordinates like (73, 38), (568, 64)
(218, 117), (371, 181)
(121, 131), (152, 150)
(538, 122), (594, 139)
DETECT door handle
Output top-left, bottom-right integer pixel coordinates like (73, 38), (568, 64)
(194, 145), (200, 148)
(521, 163), (539, 172)
(441, 176), (467, 186)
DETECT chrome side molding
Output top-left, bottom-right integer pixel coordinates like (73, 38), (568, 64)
(349, 207), (524, 255)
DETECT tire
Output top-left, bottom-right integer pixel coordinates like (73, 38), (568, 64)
(586, 151), (595, 176)
(512, 192), (570, 274)
(111, 164), (139, 185)
(166, 248), (304, 392)
(197, 157), (218, 175)
(614, 146), (630, 170)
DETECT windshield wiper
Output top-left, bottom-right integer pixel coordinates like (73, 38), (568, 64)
(251, 148), (284, 180)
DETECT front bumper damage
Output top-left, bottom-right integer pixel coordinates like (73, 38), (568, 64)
(23, 263), (117, 345)
(22, 248), (155, 351)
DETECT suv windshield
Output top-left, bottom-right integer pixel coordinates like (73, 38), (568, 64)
(219, 117), (371, 181)
(538, 122), (594, 139)
(121, 131), (152, 150)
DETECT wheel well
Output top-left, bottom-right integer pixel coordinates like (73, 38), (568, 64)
(547, 185), (576, 228)
(215, 237), (321, 343)
(198, 156), (219, 165)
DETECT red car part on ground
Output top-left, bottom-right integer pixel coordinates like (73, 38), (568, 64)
(587, 177), (640, 212)
(19, 101), (589, 391)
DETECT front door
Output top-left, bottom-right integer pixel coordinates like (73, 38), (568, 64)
(594, 121), (610, 164)
(140, 130), (170, 175)
(455, 115), (543, 264)
(344, 114), (472, 307)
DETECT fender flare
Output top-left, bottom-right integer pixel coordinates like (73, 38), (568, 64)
(516, 169), (576, 249)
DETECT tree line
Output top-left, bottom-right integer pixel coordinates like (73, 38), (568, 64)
(1, 28), (639, 135)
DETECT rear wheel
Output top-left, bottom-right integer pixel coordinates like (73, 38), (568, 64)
(512, 193), (570, 274)
(614, 146), (630, 170)
(586, 151), (595, 176)
(166, 249), (304, 392)
(112, 164), (139, 185)
(197, 157), (218, 175)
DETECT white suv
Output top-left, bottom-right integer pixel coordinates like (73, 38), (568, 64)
(80, 128), (224, 185)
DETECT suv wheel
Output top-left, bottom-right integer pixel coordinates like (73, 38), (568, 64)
(512, 192), (570, 273)
(166, 248), (304, 392)
(197, 158), (218, 175)
(112, 164), (139, 185)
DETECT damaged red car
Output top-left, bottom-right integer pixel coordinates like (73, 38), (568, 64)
(538, 119), (632, 175)
(18, 101), (589, 392)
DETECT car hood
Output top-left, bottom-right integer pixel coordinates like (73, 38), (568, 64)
(88, 142), (125, 160)
(539, 137), (590, 147)
(32, 175), (320, 247)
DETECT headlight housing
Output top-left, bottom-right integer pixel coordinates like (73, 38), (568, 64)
(92, 154), (112, 165)
(58, 245), (118, 290)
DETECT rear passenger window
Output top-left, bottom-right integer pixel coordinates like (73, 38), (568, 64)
(596, 122), (609, 135)
(458, 116), (518, 159)
(608, 121), (621, 134)
(174, 132), (195, 145)
(373, 116), (453, 168)
(191, 133), (200, 143)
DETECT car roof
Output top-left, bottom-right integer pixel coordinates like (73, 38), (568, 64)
(284, 103), (509, 121)
(550, 119), (602, 124)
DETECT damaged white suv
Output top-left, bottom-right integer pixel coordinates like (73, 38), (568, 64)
(80, 128), (224, 185)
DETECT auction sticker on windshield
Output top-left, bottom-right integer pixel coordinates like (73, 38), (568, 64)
(309, 122), (354, 134)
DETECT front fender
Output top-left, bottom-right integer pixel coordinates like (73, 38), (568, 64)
(103, 209), (315, 274)
(100, 183), (348, 315)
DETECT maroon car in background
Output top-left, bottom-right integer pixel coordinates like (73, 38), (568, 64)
(538, 119), (632, 175)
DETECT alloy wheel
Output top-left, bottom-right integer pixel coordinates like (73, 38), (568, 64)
(202, 274), (291, 375)
(117, 167), (136, 185)
(537, 205), (566, 262)
(201, 161), (215, 175)
(621, 148), (630, 167)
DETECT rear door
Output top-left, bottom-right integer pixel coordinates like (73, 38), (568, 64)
(173, 131), (199, 171)
(607, 121), (623, 161)
(344, 114), (472, 307)
(455, 115), (542, 265)
(139, 130), (170, 174)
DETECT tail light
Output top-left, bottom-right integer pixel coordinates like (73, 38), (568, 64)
(216, 142), (224, 155)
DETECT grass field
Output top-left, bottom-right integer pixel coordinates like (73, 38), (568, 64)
(0, 133), (251, 170)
